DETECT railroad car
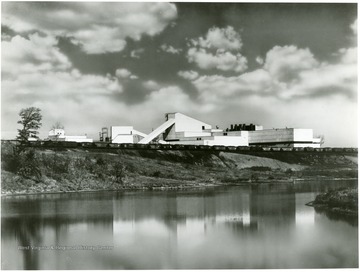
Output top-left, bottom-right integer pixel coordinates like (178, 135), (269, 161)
(237, 146), (251, 151)
(213, 145), (227, 151)
(250, 146), (263, 151)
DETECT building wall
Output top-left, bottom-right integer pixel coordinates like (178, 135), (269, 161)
(64, 136), (93, 143)
(205, 136), (248, 146)
(173, 113), (212, 132)
(183, 131), (212, 137)
(49, 129), (65, 137)
(112, 135), (134, 144)
(248, 129), (295, 144)
(293, 129), (313, 142)
(248, 128), (319, 147)
(111, 126), (133, 137)
(48, 129), (93, 142)
(111, 126), (134, 144)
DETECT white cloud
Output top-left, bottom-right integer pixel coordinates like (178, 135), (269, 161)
(255, 56), (264, 65)
(263, 45), (319, 83)
(1, 31), (123, 139)
(193, 44), (356, 102)
(186, 26), (247, 73)
(192, 26), (243, 51)
(2, 34), (71, 77)
(351, 19), (357, 35)
(193, 69), (278, 104)
(115, 68), (138, 79)
(187, 48), (248, 72)
(2, 2), (177, 54)
(177, 70), (199, 81)
(337, 47), (357, 64)
(142, 80), (161, 91)
(130, 48), (144, 58)
(160, 44), (182, 54)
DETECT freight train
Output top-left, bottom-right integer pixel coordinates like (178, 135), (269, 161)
(16, 140), (358, 153)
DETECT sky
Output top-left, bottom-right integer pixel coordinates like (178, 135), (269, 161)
(1, 2), (358, 147)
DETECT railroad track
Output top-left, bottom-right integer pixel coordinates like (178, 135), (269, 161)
(3, 140), (357, 153)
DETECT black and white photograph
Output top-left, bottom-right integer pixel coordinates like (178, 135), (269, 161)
(1, 1), (358, 269)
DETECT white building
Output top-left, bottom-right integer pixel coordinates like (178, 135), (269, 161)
(110, 126), (146, 144)
(248, 128), (321, 148)
(47, 129), (93, 142)
(138, 112), (322, 148)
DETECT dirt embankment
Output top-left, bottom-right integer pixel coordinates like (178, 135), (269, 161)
(1, 142), (358, 195)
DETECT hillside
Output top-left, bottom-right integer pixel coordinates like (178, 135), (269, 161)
(1, 142), (358, 195)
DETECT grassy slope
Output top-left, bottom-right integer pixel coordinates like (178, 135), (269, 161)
(1, 142), (358, 195)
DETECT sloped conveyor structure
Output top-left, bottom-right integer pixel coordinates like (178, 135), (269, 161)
(138, 118), (176, 144)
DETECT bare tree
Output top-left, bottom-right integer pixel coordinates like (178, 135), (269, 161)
(51, 121), (64, 130)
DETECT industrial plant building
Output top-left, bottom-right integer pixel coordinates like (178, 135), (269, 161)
(47, 128), (93, 143)
(100, 126), (147, 144)
(99, 112), (322, 148)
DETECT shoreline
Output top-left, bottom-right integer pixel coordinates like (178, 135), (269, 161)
(306, 188), (358, 216)
(2, 142), (357, 198)
(2, 177), (358, 197)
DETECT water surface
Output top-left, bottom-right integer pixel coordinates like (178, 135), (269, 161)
(2, 180), (358, 269)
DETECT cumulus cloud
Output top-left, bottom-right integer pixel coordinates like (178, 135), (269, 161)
(2, 34), (71, 77)
(142, 80), (161, 91)
(130, 48), (145, 59)
(193, 44), (356, 102)
(193, 69), (278, 104)
(337, 47), (357, 64)
(2, 2), (177, 54)
(177, 70), (199, 81)
(115, 68), (138, 79)
(255, 56), (264, 65)
(192, 26), (243, 51)
(1, 31), (123, 138)
(160, 44), (182, 54)
(263, 45), (319, 83)
(187, 48), (248, 72)
(186, 26), (247, 73)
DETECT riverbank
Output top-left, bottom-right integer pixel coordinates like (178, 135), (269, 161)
(307, 188), (358, 216)
(1, 142), (358, 196)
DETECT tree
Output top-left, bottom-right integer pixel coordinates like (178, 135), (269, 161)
(51, 121), (64, 130)
(17, 107), (42, 143)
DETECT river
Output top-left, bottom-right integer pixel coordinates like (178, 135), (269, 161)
(1, 180), (358, 269)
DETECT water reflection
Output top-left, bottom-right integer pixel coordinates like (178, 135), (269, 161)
(314, 207), (358, 227)
(1, 180), (358, 269)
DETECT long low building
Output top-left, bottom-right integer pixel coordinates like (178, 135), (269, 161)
(47, 128), (93, 142)
(100, 112), (322, 147)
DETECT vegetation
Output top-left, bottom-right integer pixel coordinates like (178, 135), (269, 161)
(16, 107), (42, 144)
(311, 188), (358, 215)
(1, 143), (128, 194)
(51, 121), (64, 130)
(1, 141), (358, 195)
